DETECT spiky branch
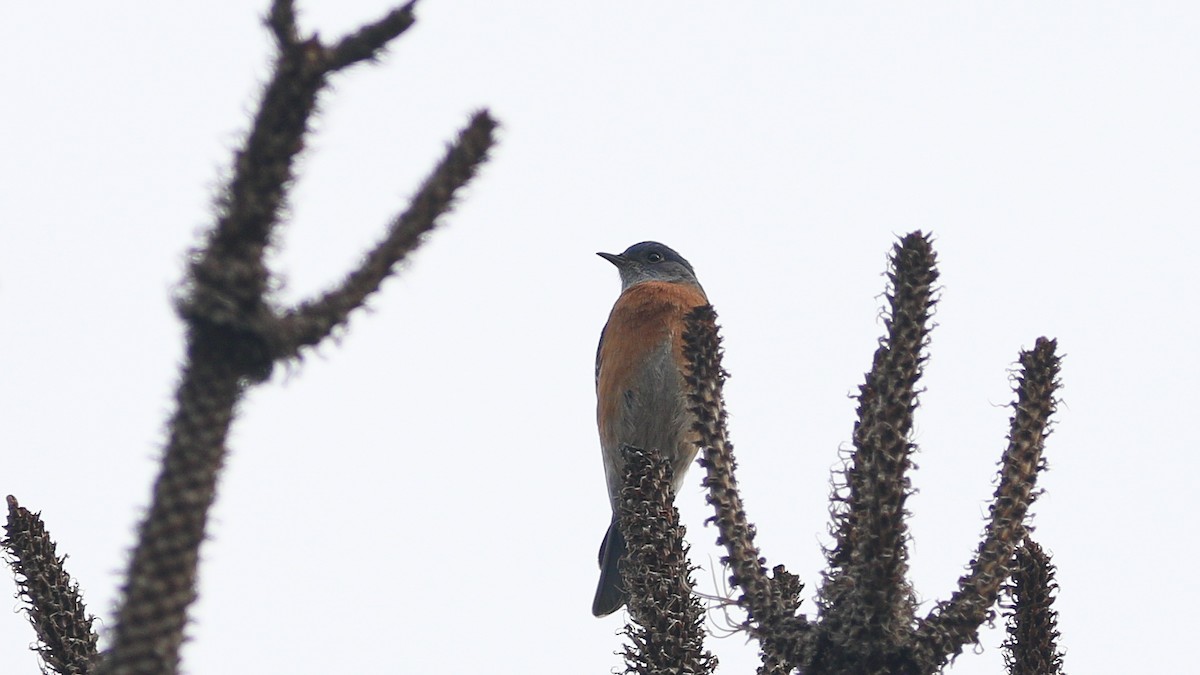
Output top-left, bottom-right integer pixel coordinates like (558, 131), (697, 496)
(684, 306), (809, 664)
(618, 232), (1064, 674)
(3, 496), (98, 675)
(914, 337), (1061, 669)
(617, 445), (716, 675)
(815, 232), (938, 673)
(1002, 538), (1066, 675)
(2, 2), (495, 674)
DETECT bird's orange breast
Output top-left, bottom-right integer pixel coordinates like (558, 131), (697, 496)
(596, 281), (708, 452)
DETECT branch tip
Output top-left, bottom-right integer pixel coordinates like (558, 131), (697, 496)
(327, 1), (418, 71)
(3, 496), (99, 674)
(1003, 537), (1066, 675)
(267, 0), (299, 46)
(278, 109), (498, 352)
(913, 337), (1061, 668)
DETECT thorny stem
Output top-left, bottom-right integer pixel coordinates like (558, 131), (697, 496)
(618, 445), (716, 675)
(3, 496), (99, 675)
(94, 2), (496, 673)
(1002, 537), (1066, 675)
(683, 305), (809, 671)
(914, 338), (1061, 669)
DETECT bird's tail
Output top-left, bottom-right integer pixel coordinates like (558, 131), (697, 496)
(591, 516), (628, 617)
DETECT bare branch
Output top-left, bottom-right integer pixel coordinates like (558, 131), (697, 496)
(618, 445), (716, 675)
(327, 1), (418, 70)
(98, 350), (244, 675)
(97, 4), (496, 673)
(915, 338), (1061, 669)
(685, 306), (770, 609)
(3, 495), (99, 675)
(817, 231), (936, 663)
(1003, 537), (1067, 675)
(683, 305), (810, 671)
(266, 0), (299, 47)
(278, 110), (498, 353)
(181, 0), (422, 371)
(178, 36), (327, 371)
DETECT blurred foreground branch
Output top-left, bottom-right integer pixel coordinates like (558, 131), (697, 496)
(5, 2), (495, 674)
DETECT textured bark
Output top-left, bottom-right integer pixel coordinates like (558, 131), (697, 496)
(1002, 538), (1067, 675)
(3, 496), (98, 675)
(618, 445), (717, 675)
(616, 233), (1066, 674)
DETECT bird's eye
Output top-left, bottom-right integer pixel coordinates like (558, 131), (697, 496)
(647, 252), (664, 263)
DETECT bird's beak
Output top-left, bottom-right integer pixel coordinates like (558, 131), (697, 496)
(597, 251), (625, 267)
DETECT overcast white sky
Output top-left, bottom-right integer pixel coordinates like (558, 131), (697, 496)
(2, 1), (1197, 673)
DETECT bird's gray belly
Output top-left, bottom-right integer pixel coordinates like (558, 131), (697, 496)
(604, 341), (696, 505)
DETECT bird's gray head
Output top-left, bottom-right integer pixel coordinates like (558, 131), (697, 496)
(597, 241), (700, 291)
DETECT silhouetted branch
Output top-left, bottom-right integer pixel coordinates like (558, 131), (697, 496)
(753, 564), (807, 675)
(669, 234), (1063, 675)
(328, 1), (418, 70)
(95, 3), (496, 674)
(279, 110), (498, 352)
(684, 306), (768, 606)
(267, 0), (417, 70)
(817, 231), (936, 666)
(1002, 538), (1066, 675)
(684, 305), (810, 671)
(914, 338), (1061, 668)
(618, 445), (716, 675)
(266, 0), (299, 47)
(3, 495), (98, 675)
(179, 2), (423, 373)
(98, 347), (244, 675)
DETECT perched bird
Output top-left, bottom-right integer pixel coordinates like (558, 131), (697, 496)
(592, 241), (709, 617)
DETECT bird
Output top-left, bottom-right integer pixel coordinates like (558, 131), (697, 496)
(592, 241), (709, 617)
